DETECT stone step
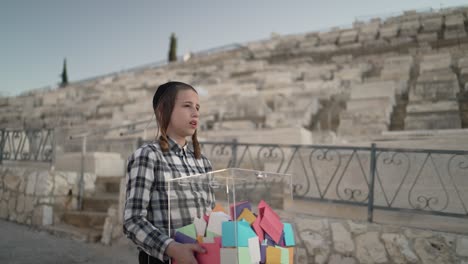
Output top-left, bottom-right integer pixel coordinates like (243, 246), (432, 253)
(62, 211), (107, 229)
(44, 223), (102, 243)
(82, 193), (119, 212)
(95, 176), (123, 193)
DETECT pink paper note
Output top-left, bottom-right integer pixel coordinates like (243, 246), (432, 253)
(196, 242), (220, 264)
(260, 206), (283, 244)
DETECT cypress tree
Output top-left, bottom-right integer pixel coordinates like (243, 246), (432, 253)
(60, 58), (69, 87)
(168, 33), (177, 62)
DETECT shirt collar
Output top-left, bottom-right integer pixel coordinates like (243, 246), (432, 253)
(167, 136), (190, 155)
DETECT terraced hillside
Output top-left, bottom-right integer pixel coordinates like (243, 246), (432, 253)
(1, 7), (468, 146)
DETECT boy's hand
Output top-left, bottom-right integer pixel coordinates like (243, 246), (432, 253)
(166, 241), (206, 264)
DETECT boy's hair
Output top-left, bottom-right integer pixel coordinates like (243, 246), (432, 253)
(152, 81), (201, 159)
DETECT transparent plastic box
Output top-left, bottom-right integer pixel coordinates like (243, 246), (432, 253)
(167, 168), (294, 264)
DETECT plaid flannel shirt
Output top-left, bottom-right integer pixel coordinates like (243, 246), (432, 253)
(123, 138), (214, 262)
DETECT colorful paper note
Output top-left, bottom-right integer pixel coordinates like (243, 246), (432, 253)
(252, 215), (264, 242)
(266, 246), (282, 264)
(260, 244), (267, 263)
(175, 223), (197, 239)
(238, 247), (251, 263)
(174, 231), (197, 244)
(283, 223), (295, 246)
(230, 201), (252, 219)
(276, 246), (289, 264)
(288, 247), (294, 264)
(196, 242), (220, 264)
(220, 248), (238, 264)
(222, 221), (258, 247)
(260, 205), (283, 244)
(207, 211), (231, 236)
(194, 216), (207, 236)
(248, 236), (261, 263)
(213, 203), (227, 213)
(237, 208), (257, 224)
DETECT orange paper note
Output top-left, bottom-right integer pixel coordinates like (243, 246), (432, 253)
(289, 247), (294, 264)
(237, 208), (256, 224)
(266, 246), (281, 264)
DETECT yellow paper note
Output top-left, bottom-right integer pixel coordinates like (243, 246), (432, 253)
(266, 246), (281, 264)
(237, 208), (256, 224)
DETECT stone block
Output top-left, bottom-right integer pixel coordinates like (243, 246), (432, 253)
(411, 72), (459, 101)
(399, 20), (421, 37)
(0, 201), (8, 219)
(358, 21), (380, 42)
(299, 36), (319, 49)
(338, 30), (358, 45)
(458, 57), (468, 68)
(444, 28), (467, 39)
(346, 97), (394, 120)
(309, 44), (338, 53)
(32, 205), (53, 226)
(380, 25), (399, 39)
(421, 16), (443, 32)
(417, 32), (439, 42)
(445, 14), (466, 30)
(405, 101), (461, 130)
(406, 100), (459, 114)
(460, 68), (468, 84)
(457, 236), (468, 257)
(381, 68), (411, 84)
(419, 53), (452, 73)
(356, 232), (388, 263)
(389, 36), (415, 46)
(384, 55), (414, 67)
(261, 72), (293, 87)
(405, 110), (462, 130)
(350, 81), (397, 101)
(318, 30), (340, 44)
(202, 127), (313, 145)
(303, 65), (337, 81)
(55, 152), (125, 177)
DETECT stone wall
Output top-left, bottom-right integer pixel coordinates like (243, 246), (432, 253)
(0, 165), (96, 226)
(283, 212), (468, 264)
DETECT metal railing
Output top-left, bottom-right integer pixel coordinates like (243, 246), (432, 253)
(2, 127), (467, 222)
(190, 140), (468, 222)
(0, 129), (55, 164)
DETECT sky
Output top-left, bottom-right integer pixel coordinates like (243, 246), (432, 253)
(2, 0), (468, 96)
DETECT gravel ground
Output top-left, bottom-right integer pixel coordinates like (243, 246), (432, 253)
(0, 220), (139, 264)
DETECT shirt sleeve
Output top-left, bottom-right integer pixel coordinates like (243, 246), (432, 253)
(123, 146), (174, 262)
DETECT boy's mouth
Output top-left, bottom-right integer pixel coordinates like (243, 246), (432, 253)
(190, 120), (198, 127)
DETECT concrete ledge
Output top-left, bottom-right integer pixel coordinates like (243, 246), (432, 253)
(55, 152), (125, 177)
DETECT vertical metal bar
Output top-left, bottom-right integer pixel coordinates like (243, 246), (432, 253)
(0, 129), (4, 165)
(51, 129), (56, 168)
(78, 135), (87, 210)
(230, 139), (238, 168)
(368, 143), (377, 222)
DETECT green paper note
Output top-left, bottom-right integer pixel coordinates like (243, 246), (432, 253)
(238, 247), (251, 263)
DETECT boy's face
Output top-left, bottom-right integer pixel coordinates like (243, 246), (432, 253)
(166, 89), (200, 145)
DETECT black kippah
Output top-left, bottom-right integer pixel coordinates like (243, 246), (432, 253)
(152, 82), (171, 110)
(152, 81), (193, 110)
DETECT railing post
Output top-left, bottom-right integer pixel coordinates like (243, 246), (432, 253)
(78, 135), (87, 211)
(230, 139), (238, 168)
(51, 129), (56, 168)
(368, 143), (377, 222)
(0, 129), (4, 165)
